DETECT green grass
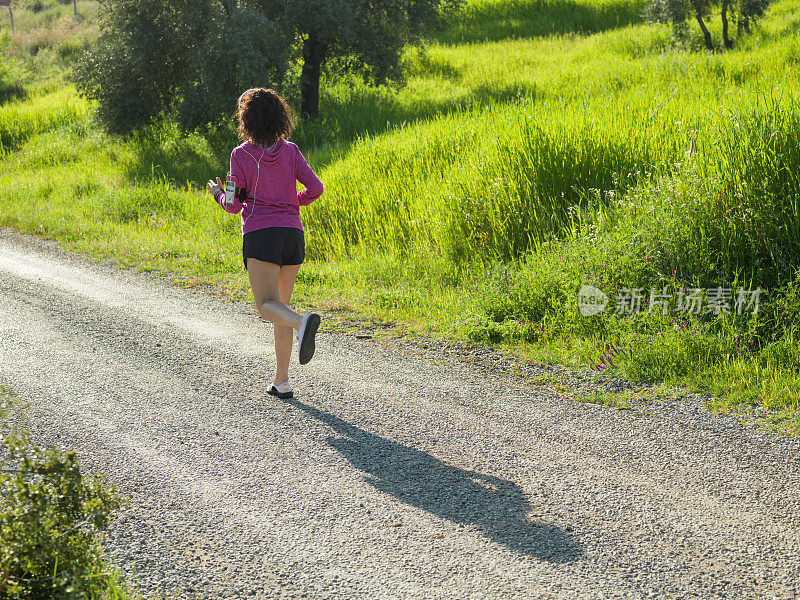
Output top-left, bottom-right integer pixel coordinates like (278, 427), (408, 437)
(0, 86), (89, 151)
(3, 0), (98, 84)
(438, 0), (646, 43)
(1, 0), (800, 432)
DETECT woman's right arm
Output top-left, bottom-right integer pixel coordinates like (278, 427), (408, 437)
(208, 152), (247, 214)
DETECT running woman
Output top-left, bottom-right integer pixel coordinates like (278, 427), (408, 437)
(207, 88), (322, 400)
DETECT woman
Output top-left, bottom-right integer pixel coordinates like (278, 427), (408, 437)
(207, 88), (322, 399)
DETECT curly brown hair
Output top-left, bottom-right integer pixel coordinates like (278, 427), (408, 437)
(236, 88), (294, 146)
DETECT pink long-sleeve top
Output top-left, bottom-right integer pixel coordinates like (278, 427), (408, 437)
(214, 139), (323, 234)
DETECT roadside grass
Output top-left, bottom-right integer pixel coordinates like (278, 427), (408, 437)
(1, 0), (799, 432)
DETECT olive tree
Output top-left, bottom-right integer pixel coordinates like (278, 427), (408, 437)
(275, 0), (462, 117)
(646, 0), (772, 50)
(75, 0), (289, 132)
(76, 0), (460, 133)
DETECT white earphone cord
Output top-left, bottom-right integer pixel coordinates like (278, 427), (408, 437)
(240, 145), (267, 229)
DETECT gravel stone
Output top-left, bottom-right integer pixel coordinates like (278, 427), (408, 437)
(1, 228), (799, 600)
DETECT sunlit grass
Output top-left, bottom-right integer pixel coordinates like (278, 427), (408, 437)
(0, 87), (89, 152)
(440, 0), (647, 43)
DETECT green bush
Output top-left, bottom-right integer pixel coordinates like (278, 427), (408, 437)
(0, 422), (125, 599)
(74, 0), (289, 133)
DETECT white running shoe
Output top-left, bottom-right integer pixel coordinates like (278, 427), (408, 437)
(297, 313), (321, 365)
(267, 381), (293, 399)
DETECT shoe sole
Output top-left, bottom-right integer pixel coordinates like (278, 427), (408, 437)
(298, 313), (321, 365)
(267, 387), (294, 399)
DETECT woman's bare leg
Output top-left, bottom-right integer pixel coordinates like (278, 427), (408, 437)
(247, 259), (303, 384)
(274, 264), (301, 384)
(247, 258), (302, 330)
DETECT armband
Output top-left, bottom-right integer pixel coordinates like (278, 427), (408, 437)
(224, 173), (248, 206)
(225, 174), (238, 207)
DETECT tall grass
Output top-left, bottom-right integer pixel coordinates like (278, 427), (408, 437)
(304, 99), (686, 262)
(0, 32), (25, 102)
(0, 88), (88, 152)
(3, 0), (98, 85)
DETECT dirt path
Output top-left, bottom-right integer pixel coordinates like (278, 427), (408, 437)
(1, 228), (799, 599)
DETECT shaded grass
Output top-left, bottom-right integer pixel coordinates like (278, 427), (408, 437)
(438, 0), (647, 43)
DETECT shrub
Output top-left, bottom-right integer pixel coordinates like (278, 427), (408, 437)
(73, 0), (289, 133)
(0, 400), (125, 599)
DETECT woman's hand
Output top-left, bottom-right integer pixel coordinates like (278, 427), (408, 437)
(207, 177), (223, 198)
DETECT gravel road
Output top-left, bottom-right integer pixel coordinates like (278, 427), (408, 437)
(1, 227), (799, 600)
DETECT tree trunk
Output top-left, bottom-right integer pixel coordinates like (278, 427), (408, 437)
(694, 10), (714, 51)
(300, 33), (327, 118)
(1, 0), (12, 33)
(73, 0), (77, 16)
(738, 15), (751, 35)
(721, 0), (733, 49)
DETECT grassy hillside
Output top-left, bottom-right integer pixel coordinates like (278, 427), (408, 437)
(1, 0), (799, 430)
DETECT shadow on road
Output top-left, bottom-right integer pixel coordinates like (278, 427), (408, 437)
(285, 398), (582, 563)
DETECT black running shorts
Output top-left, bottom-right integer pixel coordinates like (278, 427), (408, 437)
(242, 227), (305, 268)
